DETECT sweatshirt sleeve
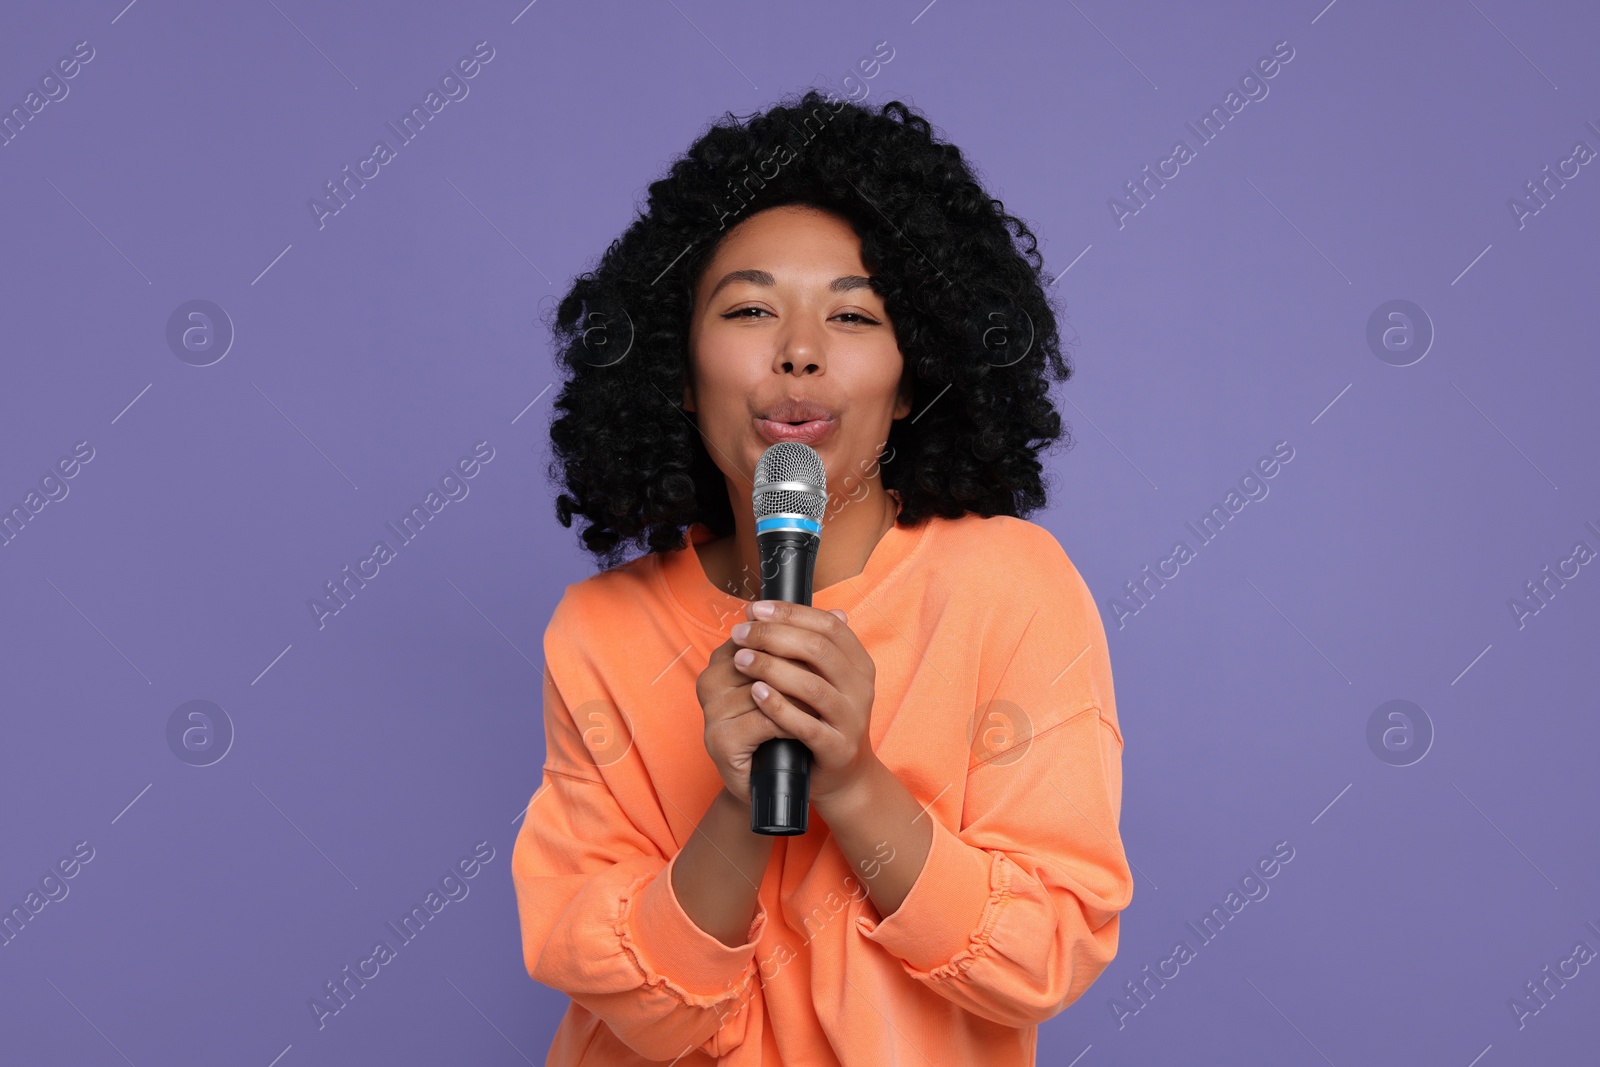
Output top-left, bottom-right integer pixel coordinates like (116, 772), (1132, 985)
(853, 532), (1135, 1027)
(511, 596), (768, 1061)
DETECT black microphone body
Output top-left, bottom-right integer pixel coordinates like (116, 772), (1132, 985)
(749, 529), (818, 835)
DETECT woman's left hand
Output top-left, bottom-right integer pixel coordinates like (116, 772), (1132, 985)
(729, 600), (878, 805)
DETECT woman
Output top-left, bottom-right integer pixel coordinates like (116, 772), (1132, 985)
(512, 87), (1133, 1066)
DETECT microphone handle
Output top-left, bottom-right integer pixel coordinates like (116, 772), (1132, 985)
(749, 529), (817, 835)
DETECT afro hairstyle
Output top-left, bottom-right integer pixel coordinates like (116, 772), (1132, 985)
(542, 87), (1078, 571)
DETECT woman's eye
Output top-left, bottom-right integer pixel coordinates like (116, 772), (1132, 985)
(834, 312), (880, 325)
(724, 307), (769, 319)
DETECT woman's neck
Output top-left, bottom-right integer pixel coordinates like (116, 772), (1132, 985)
(699, 486), (901, 602)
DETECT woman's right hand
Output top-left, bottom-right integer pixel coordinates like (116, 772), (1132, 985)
(696, 634), (791, 806)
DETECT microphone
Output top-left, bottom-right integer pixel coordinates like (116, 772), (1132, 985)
(748, 441), (827, 836)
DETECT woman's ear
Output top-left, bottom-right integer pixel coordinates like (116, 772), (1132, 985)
(892, 369), (914, 420)
(682, 381), (696, 413)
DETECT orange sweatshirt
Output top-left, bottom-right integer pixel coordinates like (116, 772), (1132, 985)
(512, 506), (1133, 1065)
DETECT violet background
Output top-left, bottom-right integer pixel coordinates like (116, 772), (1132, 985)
(2, 0), (1597, 1063)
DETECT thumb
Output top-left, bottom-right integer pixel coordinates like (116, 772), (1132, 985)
(829, 609), (847, 623)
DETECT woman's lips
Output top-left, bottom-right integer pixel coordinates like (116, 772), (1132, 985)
(755, 417), (837, 445)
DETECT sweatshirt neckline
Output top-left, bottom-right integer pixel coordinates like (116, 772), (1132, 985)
(657, 492), (931, 632)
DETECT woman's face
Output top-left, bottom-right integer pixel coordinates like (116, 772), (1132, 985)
(683, 203), (912, 504)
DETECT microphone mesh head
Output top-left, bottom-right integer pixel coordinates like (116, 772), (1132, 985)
(753, 442), (827, 522)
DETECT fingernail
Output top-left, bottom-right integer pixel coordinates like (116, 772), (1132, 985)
(730, 622), (751, 641)
(752, 601), (776, 618)
(735, 649), (755, 667)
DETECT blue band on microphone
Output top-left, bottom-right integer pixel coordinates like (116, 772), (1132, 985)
(756, 515), (821, 536)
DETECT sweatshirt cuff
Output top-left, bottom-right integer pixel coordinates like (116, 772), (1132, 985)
(618, 846), (768, 1007)
(854, 814), (1010, 977)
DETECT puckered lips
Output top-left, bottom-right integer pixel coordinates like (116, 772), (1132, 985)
(754, 398), (837, 446)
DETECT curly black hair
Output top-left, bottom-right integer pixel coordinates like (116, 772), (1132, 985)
(542, 87), (1077, 571)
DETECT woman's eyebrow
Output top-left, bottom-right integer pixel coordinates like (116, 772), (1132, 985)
(704, 270), (875, 303)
